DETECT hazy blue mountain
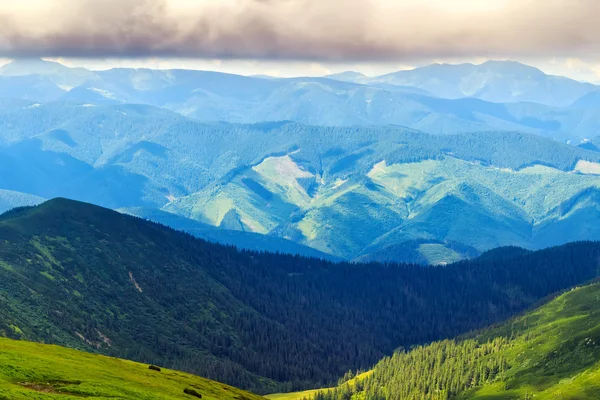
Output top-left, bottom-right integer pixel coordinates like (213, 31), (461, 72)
(250, 74), (281, 79)
(0, 58), (74, 76)
(0, 58), (96, 88)
(325, 71), (371, 84)
(0, 60), (598, 141)
(118, 206), (341, 261)
(2, 100), (600, 263)
(0, 75), (65, 102)
(369, 61), (597, 107)
(571, 89), (600, 109)
(0, 189), (45, 214)
(1, 60), (600, 263)
(83, 70), (590, 140)
(61, 86), (124, 104)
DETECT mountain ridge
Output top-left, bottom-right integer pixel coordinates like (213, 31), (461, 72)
(0, 59), (597, 129)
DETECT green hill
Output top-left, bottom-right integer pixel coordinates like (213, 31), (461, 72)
(0, 337), (263, 400)
(312, 281), (600, 400)
(3, 198), (600, 394)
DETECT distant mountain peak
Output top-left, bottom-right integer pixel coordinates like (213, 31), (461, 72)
(481, 59), (532, 67)
(571, 88), (600, 108)
(478, 60), (546, 76)
(0, 58), (95, 88)
(325, 71), (370, 83)
(0, 58), (70, 76)
(5, 57), (48, 65)
(327, 71), (368, 78)
(250, 74), (279, 80)
(369, 60), (596, 107)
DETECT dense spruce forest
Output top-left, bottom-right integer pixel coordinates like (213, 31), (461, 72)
(317, 281), (600, 399)
(2, 199), (600, 394)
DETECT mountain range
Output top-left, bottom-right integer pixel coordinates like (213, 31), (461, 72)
(1, 59), (600, 141)
(2, 59), (600, 264)
(327, 60), (597, 107)
(1, 100), (600, 263)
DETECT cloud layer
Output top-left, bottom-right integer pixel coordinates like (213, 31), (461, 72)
(0, 0), (598, 61)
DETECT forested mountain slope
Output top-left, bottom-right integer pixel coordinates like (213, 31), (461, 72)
(165, 131), (600, 262)
(319, 281), (600, 400)
(0, 337), (264, 400)
(2, 199), (600, 393)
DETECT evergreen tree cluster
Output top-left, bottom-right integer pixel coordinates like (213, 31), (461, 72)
(314, 338), (510, 400)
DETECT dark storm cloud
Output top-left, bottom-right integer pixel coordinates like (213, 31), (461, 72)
(0, 0), (598, 61)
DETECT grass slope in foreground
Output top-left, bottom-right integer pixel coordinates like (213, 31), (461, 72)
(0, 337), (264, 400)
(310, 281), (600, 400)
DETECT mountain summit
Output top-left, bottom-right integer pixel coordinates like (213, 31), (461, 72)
(368, 60), (596, 106)
(0, 58), (94, 87)
(0, 58), (71, 76)
(324, 71), (370, 84)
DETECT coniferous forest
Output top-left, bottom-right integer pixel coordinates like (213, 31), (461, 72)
(315, 281), (600, 399)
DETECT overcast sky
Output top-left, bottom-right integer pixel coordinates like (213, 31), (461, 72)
(0, 0), (599, 82)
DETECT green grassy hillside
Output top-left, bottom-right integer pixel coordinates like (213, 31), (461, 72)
(266, 372), (373, 400)
(0, 337), (263, 400)
(314, 281), (600, 400)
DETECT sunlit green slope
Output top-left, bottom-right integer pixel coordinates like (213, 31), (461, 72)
(318, 281), (600, 399)
(0, 337), (264, 400)
(171, 153), (600, 263)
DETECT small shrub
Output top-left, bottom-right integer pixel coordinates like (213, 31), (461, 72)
(148, 365), (161, 372)
(184, 387), (202, 398)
